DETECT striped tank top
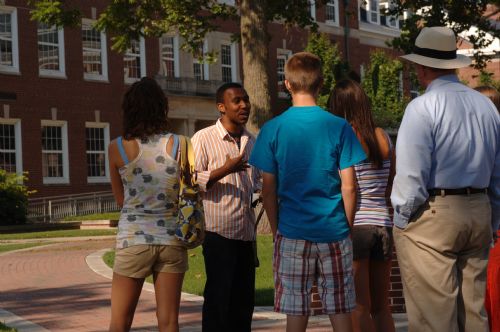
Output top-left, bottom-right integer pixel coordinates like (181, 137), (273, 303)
(115, 133), (182, 249)
(353, 144), (393, 228)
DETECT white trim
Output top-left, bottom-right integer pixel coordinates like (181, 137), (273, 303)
(220, 41), (238, 83)
(85, 122), (110, 183)
(277, 49), (292, 99)
(82, 19), (108, 82)
(159, 34), (179, 78)
(310, 1), (316, 21)
(38, 25), (66, 78)
(0, 118), (22, 177)
(41, 120), (69, 184)
(203, 39), (209, 80)
(124, 37), (146, 84)
(325, 0), (340, 27)
(0, 6), (19, 74)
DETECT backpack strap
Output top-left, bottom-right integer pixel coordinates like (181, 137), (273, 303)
(117, 136), (130, 164)
(172, 134), (179, 160)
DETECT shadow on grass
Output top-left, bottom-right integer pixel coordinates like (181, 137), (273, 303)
(255, 287), (274, 306)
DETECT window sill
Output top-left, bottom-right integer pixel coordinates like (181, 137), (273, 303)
(325, 20), (340, 27)
(87, 177), (110, 184)
(84, 74), (109, 83)
(0, 68), (21, 76)
(39, 72), (67, 80)
(358, 21), (401, 37)
(43, 178), (70, 185)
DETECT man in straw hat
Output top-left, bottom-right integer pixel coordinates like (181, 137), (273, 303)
(391, 26), (500, 331)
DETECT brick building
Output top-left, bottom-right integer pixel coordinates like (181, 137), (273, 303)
(0, 1), (497, 201)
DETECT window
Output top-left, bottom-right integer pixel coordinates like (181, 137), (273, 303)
(86, 123), (109, 183)
(0, 119), (22, 175)
(218, 0), (235, 5)
(0, 6), (19, 73)
(124, 38), (146, 83)
(360, 0), (400, 29)
(41, 121), (69, 184)
(38, 23), (65, 77)
(221, 43), (237, 83)
(160, 35), (179, 78)
(193, 40), (209, 81)
(277, 50), (292, 98)
(82, 19), (108, 81)
(325, 0), (339, 26)
(310, 1), (316, 21)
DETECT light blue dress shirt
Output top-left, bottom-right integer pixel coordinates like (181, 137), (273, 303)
(391, 75), (500, 230)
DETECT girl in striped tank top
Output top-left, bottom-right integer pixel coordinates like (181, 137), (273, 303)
(108, 77), (186, 331)
(329, 79), (396, 332)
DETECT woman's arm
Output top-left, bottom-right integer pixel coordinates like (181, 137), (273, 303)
(108, 141), (124, 207)
(340, 166), (357, 228)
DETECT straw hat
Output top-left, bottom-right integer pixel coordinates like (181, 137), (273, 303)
(400, 26), (471, 69)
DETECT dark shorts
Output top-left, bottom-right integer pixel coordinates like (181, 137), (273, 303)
(352, 225), (393, 261)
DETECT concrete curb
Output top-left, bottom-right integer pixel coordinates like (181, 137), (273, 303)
(0, 309), (50, 332)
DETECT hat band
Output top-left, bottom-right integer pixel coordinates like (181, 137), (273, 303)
(414, 46), (457, 60)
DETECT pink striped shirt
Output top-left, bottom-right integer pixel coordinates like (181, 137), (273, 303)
(192, 120), (261, 241)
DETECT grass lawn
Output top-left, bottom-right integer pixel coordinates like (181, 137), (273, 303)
(0, 322), (17, 331)
(104, 235), (275, 306)
(63, 212), (120, 221)
(0, 243), (55, 253)
(0, 229), (117, 240)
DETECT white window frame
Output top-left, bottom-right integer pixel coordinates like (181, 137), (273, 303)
(367, 0), (380, 24)
(38, 24), (66, 78)
(360, 64), (365, 81)
(310, 1), (316, 21)
(159, 34), (179, 78)
(193, 39), (209, 81)
(277, 49), (292, 99)
(325, 0), (340, 26)
(124, 37), (146, 84)
(383, 1), (399, 29)
(82, 19), (108, 81)
(85, 122), (110, 183)
(220, 42), (237, 83)
(0, 118), (22, 176)
(41, 120), (69, 184)
(0, 6), (19, 74)
(218, 0), (235, 5)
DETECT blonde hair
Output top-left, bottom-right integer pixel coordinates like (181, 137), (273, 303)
(474, 85), (500, 111)
(285, 52), (323, 94)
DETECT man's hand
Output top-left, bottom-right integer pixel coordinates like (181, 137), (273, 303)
(223, 154), (249, 174)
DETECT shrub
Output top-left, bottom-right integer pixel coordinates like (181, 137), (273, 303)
(0, 170), (33, 225)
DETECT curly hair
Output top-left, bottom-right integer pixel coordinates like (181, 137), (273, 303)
(122, 77), (169, 139)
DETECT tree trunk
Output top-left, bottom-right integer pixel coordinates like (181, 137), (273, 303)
(240, 0), (272, 135)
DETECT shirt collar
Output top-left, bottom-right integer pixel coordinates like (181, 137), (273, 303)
(215, 118), (251, 141)
(426, 74), (461, 93)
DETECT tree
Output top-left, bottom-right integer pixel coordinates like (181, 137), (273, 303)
(304, 33), (344, 109)
(387, 1), (500, 71)
(30, 0), (328, 133)
(0, 170), (34, 225)
(361, 51), (409, 129)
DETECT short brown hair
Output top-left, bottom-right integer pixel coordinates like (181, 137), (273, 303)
(285, 52), (323, 94)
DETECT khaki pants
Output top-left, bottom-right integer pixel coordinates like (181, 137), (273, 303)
(394, 194), (492, 332)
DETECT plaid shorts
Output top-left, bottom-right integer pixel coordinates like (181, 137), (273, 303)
(273, 233), (355, 316)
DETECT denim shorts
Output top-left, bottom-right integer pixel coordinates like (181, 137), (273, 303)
(352, 225), (393, 261)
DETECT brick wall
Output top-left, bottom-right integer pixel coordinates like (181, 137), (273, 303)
(310, 250), (406, 315)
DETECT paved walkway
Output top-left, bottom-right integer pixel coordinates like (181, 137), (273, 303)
(0, 238), (408, 331)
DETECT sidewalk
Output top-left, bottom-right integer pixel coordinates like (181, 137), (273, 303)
(0, 238), (408, 331)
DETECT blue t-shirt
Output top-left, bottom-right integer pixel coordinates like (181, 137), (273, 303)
(249, 106), (366, 242)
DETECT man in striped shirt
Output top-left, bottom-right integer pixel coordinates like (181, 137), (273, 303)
(192, 82), (261, 332)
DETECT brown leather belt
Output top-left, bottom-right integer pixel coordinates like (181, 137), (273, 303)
(427, 188), (488, 196)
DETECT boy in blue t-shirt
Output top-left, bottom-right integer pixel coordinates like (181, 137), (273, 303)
(249, 52), (366, 332)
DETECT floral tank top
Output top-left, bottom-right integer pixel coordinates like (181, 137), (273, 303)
(116, 133), (181, 249)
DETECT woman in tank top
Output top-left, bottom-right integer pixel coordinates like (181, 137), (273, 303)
(329, 79), (396, 332)
(108, 77), (186, 332)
